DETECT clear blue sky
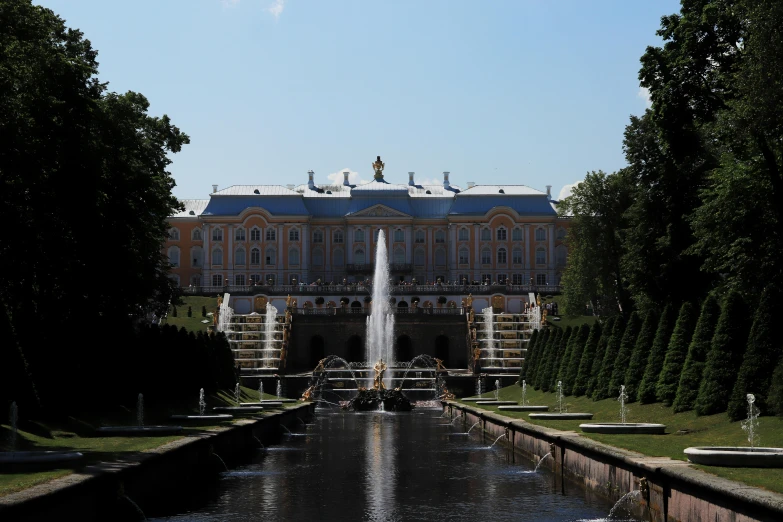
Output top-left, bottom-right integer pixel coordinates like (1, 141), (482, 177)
(36, 0), (680, 200)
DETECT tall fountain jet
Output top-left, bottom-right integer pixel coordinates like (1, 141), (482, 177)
(366, 229), (395, 389)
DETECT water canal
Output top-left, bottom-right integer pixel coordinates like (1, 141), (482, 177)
(151, 407), (638, 521)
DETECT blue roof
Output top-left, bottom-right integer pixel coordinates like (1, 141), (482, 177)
(449, 194), (557, 216)
(202, 196), (310, 216)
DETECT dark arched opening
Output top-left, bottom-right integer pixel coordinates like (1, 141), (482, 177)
(309, 335), (325, 369)
(397, 300), (408, 308)
(350, 301), (362, 308)
(435, 335), (449, 366)
(396, 335), (413, 363)
(346, 335), (363, 363)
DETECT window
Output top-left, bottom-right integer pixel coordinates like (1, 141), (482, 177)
(289, 248), (300, 265)
(512, 228), (523, 241)
(266, 274), (277, 285)
(512, 248), (523, 265)
(191, 246), (203, 267)
(458, 248), (469, 265)
(482, 274), (492, 284)
(289, 229), (299, 241)
(536, 273), (547, 285)
(313, 248), (324, 266)
(535, 228), (546, 241)
(414, 230), (425, 243)
(394, 229), (404, 243)
(333, 248), (344, 266)
(497, 247), (507, 264)
(192, 228), (202, 241)
(512, 273), (523, 285)
(355, 229), (365, 243)
(496, 228), (507, 241)
(313, 230), (323, 243)
(373, 229), (380, 243)
(211, 248), (223, 265)
(535, 247), (546, 265)
(235, 274), (246, 286)
(212, 228), (223, 242)
(168, 228), (180, 241)
(555, 245), (568, 267)
(458, 274), (470, 285)
(394, 247), (405, 264)
(458, 228), (469, 241)
(191, 274), (202, 286)
(434, 248), (446, 267)
(497, 274), (508, 284)
(289, 274), (299, 285)
(556, 228), (567, 240)
(266, 248), (276, 266)
(414, 248), (425, 266)
(212, 275), (223, 286)
(355, 249), (365, 264)
(481, 248), (491, 265)
(235, 228), (246, 241)
(333, 230), (344, 244)
(434, 230), (445, 243)
(235, 247), (246, 266)
(251, 247), (261, 265)
(250, 227), (261, 241)
(168, 246), (180, 267)
(266, 229), (276, 241)
(250, 274), (261, 284)
(481, 228), (491, 241)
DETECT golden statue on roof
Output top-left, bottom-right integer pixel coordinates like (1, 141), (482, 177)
(372, 155), (385, 180)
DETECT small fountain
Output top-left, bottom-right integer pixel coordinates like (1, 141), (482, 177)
(276, 378), (283, 398)
(529, 380), (593, 420)
(467, 421), (481, 434)
(498, 380), (549, 412)
(241, 378), (290, 407)
(685, 393), (783, 467)
(473, 379), (516, 406)
(97, 394), (183, 436)
(171, 388), (233, 424)
(0, 402), (84, 471)
(494, 379), (500, 401)
(213, 383), (265, 416)
(580, 384), (665, 434)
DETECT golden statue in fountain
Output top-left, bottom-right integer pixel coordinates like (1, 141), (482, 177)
(373, 359), (387, 390)
(372, 155), (385, 180)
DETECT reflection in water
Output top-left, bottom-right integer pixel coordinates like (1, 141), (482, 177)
(366, 414), (397, 520)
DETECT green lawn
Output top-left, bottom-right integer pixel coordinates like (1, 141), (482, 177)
(164, 296), (219, 332)
(538, 294), (598, 330)
(461, 385), (783, 493)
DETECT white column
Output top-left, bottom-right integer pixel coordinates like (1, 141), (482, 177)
(365, 226), (371, 264)
(548, 224), (555, 270)
(405, 225), (413, 264)
(302, 224), (309, 282)
(347, 226), (354, 264)
(524, 224), (531, 273)
(227, 225), (233, 271)
(203, 224), (210, 285)
(427, 227), (433, 282)
(325, 225), (331, 276)
(277, 224), (284, 282)
(449, 224), (457, 282)
(473, 224), (480, 283)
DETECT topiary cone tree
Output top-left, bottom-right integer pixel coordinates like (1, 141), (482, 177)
(593, 315), (626, 400)
(656, 302), (698, 406)
(537, 328), (563, 391)
(542, 326), (570, 392)
(608, 311), (641, 398)
(727, 284), (783, 421)
(587, 317), (615, 398)
(550, 326), (574, 391)
(637, 305), (675, 404)
(623, 309), (657, 403)
(564, 323), (590, 395)
(694, 291), (749, 416)
(556, 325), (579, 386)
(573, 321), (602, 397)
(672, 293), (721, 413)
(518, 329), (539, 384)
(528, 329), (550, 387)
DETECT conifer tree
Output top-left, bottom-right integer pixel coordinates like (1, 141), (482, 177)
(518, 329), (539, 384)
(534, 329), (557, 390)
(537, 328), (563, 391)
(638, 305), (675, 404)
(556, 326), (579, 385)
(573, 321), (602, 397)
(527, 329), (549, 386)
(727, 285), (783, 421)
(656, 302), (698, 406)
(608, 312), (641, 398)
(564, 324), (590, 395)
(593, 315), (626, 400)
(549, 326), (573, 390)
(624, 310), (657, 403)
(673, 294), (720, 413)
(767, 357), (783, 417)
(695, 291), (749, 416)
(587, 317), (615, 398)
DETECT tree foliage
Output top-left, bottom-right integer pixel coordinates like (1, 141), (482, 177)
(673, 293), (720, 413)
(593, 316), (626, 400)
(518, 329), (539, 384)
(624, 310), (657, 403)
(564, 324), (590, 395)
(656, 302), (698, 406)
(638, 305), (675, 404)
(573, 321), (601, 397)
(609, 312), (641, 398)
(587, 317), (615, 398)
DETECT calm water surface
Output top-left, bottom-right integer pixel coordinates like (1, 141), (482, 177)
(152, 408), (637, 521)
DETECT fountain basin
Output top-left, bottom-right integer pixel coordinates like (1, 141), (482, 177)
(0, 451), (84, 471)
(170, 414), (233, 424)
(95, 426), (183, 436)
(213, 406), (264, 414)
(580, 423), (666, 434)
(475, 401), (518, 406)
(240, 402), (283, 408)
(461, 397), (491, 402)
(529, 413), (593, 420)
(498, 405), (549, 412)
(684, 447), (783, 467)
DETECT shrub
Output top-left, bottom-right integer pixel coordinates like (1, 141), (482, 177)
(437, 296), (447, 305)
(587, 317), (615, 398)
(171, 306), (177, 317)
(695, 291), (750, 416)
(527, 329), (549, 386)
(544, 326), (571, 392)
(593, 315), (626, 400)
(656, 302), (698, 406)
(363, 295), (372, 303)
(727, 284), (783, 421)
(608, 312), (641, 398)
(535, 329), (560, 390)
(518, 329), (539, 384)
(624, 310), (657, 403)
(564, 324), (590, 395)
(638, 305), (675, 404)
(187, 306), (192, 317)
(768, 357), (783, 416)
(201, 305), (207, 317)
(672, 294), (720, 413)
(340, 297), (350, 305)
(556, 326), (579, 386)
(315, 296), (325, 305)
(572, 321), (602, 397)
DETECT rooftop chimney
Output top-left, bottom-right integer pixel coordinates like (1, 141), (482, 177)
(443, 171), (450, 188)
(307, 169), (315, 189)
(408, 172), (415, 186)
(546, 185), (552, 200)
(212, 184), (218, 193)
(343, 170), (350, 186)
(467, 181), (475, 188)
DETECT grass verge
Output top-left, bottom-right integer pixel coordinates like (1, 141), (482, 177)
(164, 296), (219, 332)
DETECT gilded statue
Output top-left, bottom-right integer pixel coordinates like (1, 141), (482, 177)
(434, 358), (446, 373)
(372, 155), (385, 180)
(466, 293), (473, 308)
(285, 294), (292, 308)
(373, 359), (387, 390)
(439, 386), (455, 401)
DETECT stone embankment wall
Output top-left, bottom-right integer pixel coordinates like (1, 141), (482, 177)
(0, 404), (314, 522)
(446, 402), (783, 522)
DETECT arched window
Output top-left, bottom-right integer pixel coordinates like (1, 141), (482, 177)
(414, 230), (425, 243)
(458, 247), (469, 265)
(481, 228), (491, 241)
(458, 228), (469, 241)
(556, 227), (567, 240)
(250, 227), (261, 241)
(313, 230), (323, 243)
(373, 229), (381, 243)
(394, 229), (404, 243)
(355, 229), (365, 243)
(235, 228), (246, 241)
(266, 228), (276, 241)
(191, 274), (202, 286)
(212, 228), (223, 242)
(535, 228), (546, 241)
(355, 248), (366, 264)
(394, 247), (405, 264)
(555, 245), (568, 266)
(313, 248), (324, 266)
(289, 228), (299, 241)
(512, 227), (523, 241)
(434, 230), (445, 243)
(535, 247), (546, 265)
(168, 246), (180, 267)
(289, 248), (300, 265)
(434, 248), (446, 267)
(481, 248), (491, 265)
(249, 274), (261, 284)
(266, 248), (276, 266)
(211, 248), (223, 265)
(496, 227), (507, 241)
(414, 248), (425, 266)
(333, 248), (344, 266)
(333, 230), (344, 244)
(512, 248), (523, 265)
(497, 247), (507, 264)
(235, 247), (246, 266)
(251, 247), (261, 265)
(191, 246), (203, 267)
(168, 228), (180, 241)
(192, 228), (202, 241)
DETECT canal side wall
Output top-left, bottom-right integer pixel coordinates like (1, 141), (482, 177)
(0, 404), (315, 522)
(446, 402), (783, 522)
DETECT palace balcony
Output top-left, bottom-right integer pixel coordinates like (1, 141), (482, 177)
(346, 263), (412, 274)
(180, 283), (561, 297)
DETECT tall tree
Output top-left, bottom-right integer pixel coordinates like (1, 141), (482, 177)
(638, 305), (675, 404)
(593, 316), (626, 400)
(573, 321), (602, 397)
(527, 329), (549, 386)
(518, 329), (539, 384)
(564, 324), (591, 395)
(609, 312), (642, 398)
(673, 294), (720, 413)
(624, 310), (658, 403)
(534, 329), (559, 390)
(587, 317), (615, 398)
(542, 327), (570, 392)
(656, 302), (698, 406)
(556, 325), (580, 385)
